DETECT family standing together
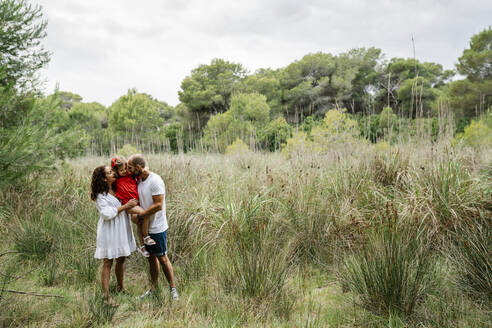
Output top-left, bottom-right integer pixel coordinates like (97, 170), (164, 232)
(90, 154), (178, 305)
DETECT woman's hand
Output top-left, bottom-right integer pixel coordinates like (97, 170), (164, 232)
(125, 199), (138, 209)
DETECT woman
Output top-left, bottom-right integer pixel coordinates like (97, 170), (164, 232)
(90, 165), (137, 304)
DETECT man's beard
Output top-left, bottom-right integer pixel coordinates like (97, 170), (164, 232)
(132, 168), (142, 177)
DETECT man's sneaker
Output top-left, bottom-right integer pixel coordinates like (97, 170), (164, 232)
(137, 289), (152, 300)
(170, 287), (179, 300)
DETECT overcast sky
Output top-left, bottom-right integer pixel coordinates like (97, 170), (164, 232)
(36, 0), (491, 107)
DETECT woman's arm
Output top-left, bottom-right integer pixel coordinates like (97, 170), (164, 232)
(96, 196), (137, 221)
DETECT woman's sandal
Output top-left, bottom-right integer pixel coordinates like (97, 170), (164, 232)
(138, 245), (149, 258)
(143, 235), (156, 246)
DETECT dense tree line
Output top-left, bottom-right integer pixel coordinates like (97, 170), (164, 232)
(1, 0), (491, 177)
(50, 26), (489, 154)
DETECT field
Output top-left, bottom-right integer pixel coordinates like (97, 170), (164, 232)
(0, 141), (491, 327)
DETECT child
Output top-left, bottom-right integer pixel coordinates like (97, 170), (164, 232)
(111, 156), (155, 257)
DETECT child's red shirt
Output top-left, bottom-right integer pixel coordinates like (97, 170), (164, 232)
(115, 175), (139, 205)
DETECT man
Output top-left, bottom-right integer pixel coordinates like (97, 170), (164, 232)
(127, 154), (179, 300)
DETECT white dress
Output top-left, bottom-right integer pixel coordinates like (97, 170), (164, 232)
(93, 192), (136, 259)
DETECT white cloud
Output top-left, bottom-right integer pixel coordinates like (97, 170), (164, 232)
(36, 0), (491, 106)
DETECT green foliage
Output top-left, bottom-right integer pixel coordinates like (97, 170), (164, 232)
(178, 58), (246, 130)
(446, 77), (492, 118)
(282, 109), (361, 157)
(203, 93), (270, 152)
(32, 96), (90, 158)
(280, 52), (361, 120)
(454, 120), (492, 148)
(397, 76), (439, 117)
(225, 138), (250, 155)
(457, 26), (492, 82)
(108, 89), (165, 134)
(203, 111), (239, 153)
(342, 47), (382, 112)
(281, 131), (315, 158)
(0, 0), (50, 90)
(379, 107), (397, 131)
(117, 143), (140, 158)
(357, 113), (382, 142)
(375, 58), (453, 114)
(163, 122), (185, 153)
(299, 115), (324, 134)
(310, 109), (360, 148)
(258, 116), (292, 151)
(0, 91), (56, 190)
(243, 68), (283, 115)
(68, 102), (105, 131)
(52, 91), (82, 110)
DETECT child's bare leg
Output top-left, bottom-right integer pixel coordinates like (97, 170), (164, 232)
(142, 217), (155, 245)
(137, 222), (145, 246)
(126, 205), (144, 216)
(127, 206), (145, 246)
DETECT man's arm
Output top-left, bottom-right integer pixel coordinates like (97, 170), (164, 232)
(139, 194), (164, 219)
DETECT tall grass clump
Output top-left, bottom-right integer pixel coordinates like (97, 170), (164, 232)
(366, 148), (409, 188)
(218, 194), (293, 316)
(341, 207), (436, 317)
(448, 213), (492, 304)
(12, 218), (56, 261)
(87, 291), (118, 326)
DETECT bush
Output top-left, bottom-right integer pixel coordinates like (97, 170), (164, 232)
(341, 213), (436, 317)
(117, 143), (140, 157)
(454, 120), (492, 149)
(281, 131), (315, 158)
(12, 219), (56, 261)
(448, 214), (492, 304)
(219, 195), (291, 309)
(203, 93), (270, 152)
(258, 117), (292, 151)
(225, 138), (250, 155)
(379, 107), (397, 131)
(0, 88), (57, 190)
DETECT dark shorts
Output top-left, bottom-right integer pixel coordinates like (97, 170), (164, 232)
(145, 230), (168, 257)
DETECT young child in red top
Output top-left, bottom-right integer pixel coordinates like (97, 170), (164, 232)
(111, 156), (154, 257)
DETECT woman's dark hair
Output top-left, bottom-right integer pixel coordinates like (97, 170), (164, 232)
(91, 166), (109, 201)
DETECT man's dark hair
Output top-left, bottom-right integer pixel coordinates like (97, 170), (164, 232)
(129, 154), (146, 168)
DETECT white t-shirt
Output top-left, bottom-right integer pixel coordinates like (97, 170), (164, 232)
(137, 172), (168, 234)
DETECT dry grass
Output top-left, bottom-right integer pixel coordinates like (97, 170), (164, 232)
(0, 140), (490, 327)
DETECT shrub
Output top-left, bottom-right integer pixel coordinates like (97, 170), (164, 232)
(219, 195), (291, 308)
(281, 131), (315, 158)
(312, 109), (359, 146)
(454, 120), (492, 149)
(0, 87), (57, 190)
(203, 93), (270, 152)
(258, 116), (292, 151)
(448, 214), (492, 304)
(117, 143), (140, 157)
(225, 138), (250, 155)
(379, 107), (397, 131)
(13, 220), (56, 261)
(341, 214), (436, 317)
